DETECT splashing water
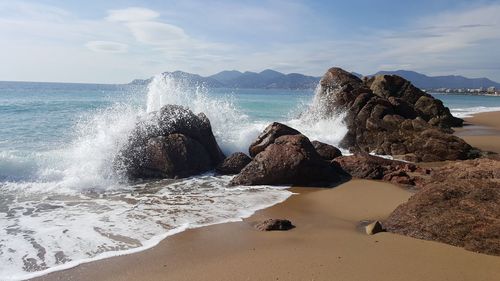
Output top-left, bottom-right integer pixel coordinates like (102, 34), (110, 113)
(0, 74), (349, 280)
(145, 73), (349, 155)
(287, 85), (348, 147)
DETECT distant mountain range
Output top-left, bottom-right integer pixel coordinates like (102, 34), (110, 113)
(372, 70), (500, 89)
(130, 69), (500, 90)
(130, 70), (320, 90)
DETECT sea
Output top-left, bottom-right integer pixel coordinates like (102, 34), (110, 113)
(1, 75), (500, 280)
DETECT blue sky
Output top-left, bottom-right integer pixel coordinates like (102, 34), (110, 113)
(1, 0), (500, 83)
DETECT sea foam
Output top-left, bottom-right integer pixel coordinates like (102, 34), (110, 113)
(0, 74), (348, 280)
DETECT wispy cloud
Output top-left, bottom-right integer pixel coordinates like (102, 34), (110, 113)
(125, 21), (188, 44)
(1, 1), (500, 83)
(106, 7), (159, 22)
(85, 41), (128, 53)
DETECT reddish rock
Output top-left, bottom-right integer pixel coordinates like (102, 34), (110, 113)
(316, 67), (478, 162)
(334, 154), (417, 180)
(255, 219), (294, 231)
(248, 122), (301, 157)
(216, 152), (252, 175)
(116, 105), (225, 179)
(385, 158), (500, 256)
(231, 123), (346, 187)
(140, 134), (212, 178)
(311, 140), (342, 160)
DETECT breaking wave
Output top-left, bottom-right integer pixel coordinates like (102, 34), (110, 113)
(0, 73), (348, 280)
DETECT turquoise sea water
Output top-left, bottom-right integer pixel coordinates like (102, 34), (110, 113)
(0, 82), (309, 155)
(1, 78), (500, 280)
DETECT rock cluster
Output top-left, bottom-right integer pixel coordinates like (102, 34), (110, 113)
(333, 154), (430, 187)
(317, 67), (479, 162)
(116, 105), (225, 179)
(385, 158), (500, 256)
(230, 123), (346, 187)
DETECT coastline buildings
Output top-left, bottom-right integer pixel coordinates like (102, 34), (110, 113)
(431, 87), (499, 96)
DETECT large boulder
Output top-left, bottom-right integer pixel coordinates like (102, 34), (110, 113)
(385, 158), (500, 256)
(116, 105), (225, 179)
(248, 122), (301, 157)
(311, 140), (342, 160)
(216, 152), (252, 175)
(231, 123), (346, 186)
(316, 67), (478, 162)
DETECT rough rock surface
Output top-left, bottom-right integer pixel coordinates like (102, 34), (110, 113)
(248, 122), (301, 157)
(231, 123), (346, 186)
(317, 67), (478, 162)
(311, 140), (342, 160)
(333, 154), (430, 187)
(385, 158), (500, 256)
(116, 105), (225, 179)
(216, 152), (252, 175)
(255, 219), (294, 231)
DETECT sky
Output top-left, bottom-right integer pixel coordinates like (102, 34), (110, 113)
(1, 0), (500, 83)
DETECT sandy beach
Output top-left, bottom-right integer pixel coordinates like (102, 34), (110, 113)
(456, 111), (500, 154)
(33, 112), (500, 281)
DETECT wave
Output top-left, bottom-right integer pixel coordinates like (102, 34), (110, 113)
(145, 74), (349, 155)
(451, 106), (500, 118)
(0, 73), (348, 280)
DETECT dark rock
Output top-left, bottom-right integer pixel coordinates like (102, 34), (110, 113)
(334, 154), (415, 180)
(231, 123), (346, 186)
(385, 158), (500, 256)
(116, 105), (225, 179)
(311, 140), (342, 160)
(316, 67), (477, 162)
(255, 219), (294, 231)
(248, 122), (301, 157)
(365, 221), (385, 235)
(139, 134), (212, 178)
(216, 152), (252, 175)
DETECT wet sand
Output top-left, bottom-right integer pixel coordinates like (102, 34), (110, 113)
(456, 111), (500, 153)
(33, 112), (500, 281)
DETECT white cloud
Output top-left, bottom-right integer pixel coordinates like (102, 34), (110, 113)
(2, 1), (500, 83)
(106, 7), (159, 22)
(376, 4), (500, 60)
(126, 21), (188, 45)
(85, 41), (128, 53)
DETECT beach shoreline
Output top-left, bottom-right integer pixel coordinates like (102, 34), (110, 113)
(31, 111), (500, 281)
(456, 111), (500, 154)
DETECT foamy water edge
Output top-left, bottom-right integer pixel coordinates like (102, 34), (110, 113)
(5, 188), (292, 281)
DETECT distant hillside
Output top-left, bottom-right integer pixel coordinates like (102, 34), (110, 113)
(130, 69), (500, 90)
(130, 69), (320, 89)
(373, 70), (500, 89)
(162, 71), (225, 88)
(209, 69), (320, 89)
(208, 70), (244, 84)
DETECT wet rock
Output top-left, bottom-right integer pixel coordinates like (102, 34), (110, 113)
(231, 123), (346, 187)
(216, 152), (252, 175)
(365, 221), (385, 235)
(316, 67), (477, 162)
(311, 140), (342, 160)
(385, 158), (500, 256)
(116, 105), (225, 179)
(248, 122), (301, 157)
(140, 134), (212, 178)
(255, 219), (294, 231)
